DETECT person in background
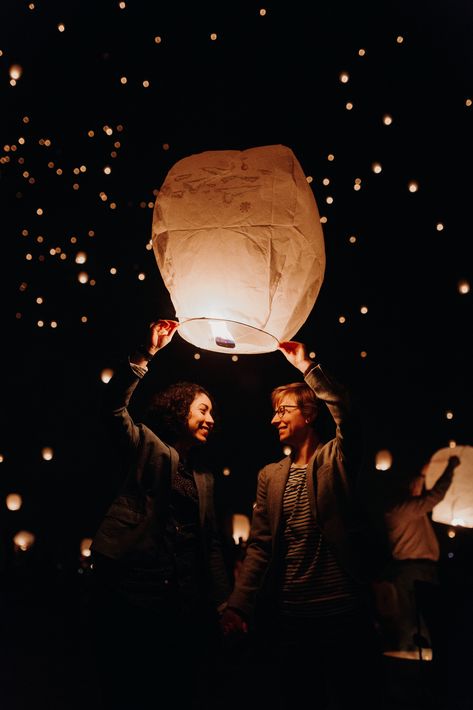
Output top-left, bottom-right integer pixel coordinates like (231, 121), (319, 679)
(220, 340), (386, 710)
(88, 319), (231, 710)
(381, 453), (460, 654)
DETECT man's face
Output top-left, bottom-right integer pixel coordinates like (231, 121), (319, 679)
(271, 393), (308, 447)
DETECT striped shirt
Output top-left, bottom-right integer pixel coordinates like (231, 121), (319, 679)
(280, 463), (361, 617)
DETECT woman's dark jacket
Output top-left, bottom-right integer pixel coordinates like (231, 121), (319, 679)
(91, 359), (231, 609)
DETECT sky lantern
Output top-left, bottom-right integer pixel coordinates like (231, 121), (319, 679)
(232, 513), (251, 544)
(375, 449), (393, 471)
(424, 445), (473, 528)
(41, 446), (54, 461)
(6, 493), (22, 511)
(80, 537), (93, 558)
(152, 144), (325, 354)
(13, 530), (35, 551)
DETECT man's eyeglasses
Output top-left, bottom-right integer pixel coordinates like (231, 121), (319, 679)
(273, 404), (299, 418)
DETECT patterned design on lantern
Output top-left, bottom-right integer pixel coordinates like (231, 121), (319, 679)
(424, 445), (473, 528)
(152, 144), (325, 354)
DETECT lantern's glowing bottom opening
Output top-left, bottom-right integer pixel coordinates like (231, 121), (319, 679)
(177, 318), (279, 355)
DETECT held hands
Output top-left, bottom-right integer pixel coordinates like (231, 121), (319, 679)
(220, 607), (248, 641)
(278, 340), (314, 374)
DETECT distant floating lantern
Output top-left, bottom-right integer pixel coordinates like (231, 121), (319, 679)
(100, 368), (114, 384)
(42, 446), (54, 461)
(424, 445), (473, 528)
(80, 537), (93, 558)
(13, 530), (35, 551)
(152, 144), (325, 354)
(375, 449), (393, 471)
(9, 64), (23, 80)
(232, 513), (251, 544)
(6, 493), (22, 511)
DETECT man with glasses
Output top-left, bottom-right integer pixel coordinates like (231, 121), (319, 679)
(220, 339), (386, 709)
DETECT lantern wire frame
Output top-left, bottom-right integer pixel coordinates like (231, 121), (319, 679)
(177, 317), (280, 355)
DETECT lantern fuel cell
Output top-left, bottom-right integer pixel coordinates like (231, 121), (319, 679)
(152, 144), (326, 354)
(211, 320), (236, 348)
(215, 337), (235, 349)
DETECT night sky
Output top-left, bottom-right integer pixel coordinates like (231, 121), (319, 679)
(1, 0), (472, 569)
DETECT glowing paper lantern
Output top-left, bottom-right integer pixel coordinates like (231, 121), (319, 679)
(80, 537), (93, 558)
(152, 144), (325, 354)
(232, 513), (251, 544)
(100, 368), (114, 384)
(41, 446), (54, 461)
(423, 445), (473, 528)
(6, 493), (22, 511)
(13, 530), (35, 551)
(375, 449), (393, 471)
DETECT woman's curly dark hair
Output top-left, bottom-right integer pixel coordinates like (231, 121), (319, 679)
(144, 381), (217, 444)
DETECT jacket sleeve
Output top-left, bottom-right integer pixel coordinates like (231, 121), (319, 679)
(225, 466), (273, 619)
(305, 364), (364, 475)
(304, 364), (351, 426)
(101, 358), (146, 453)
(92, 360), (174, 559)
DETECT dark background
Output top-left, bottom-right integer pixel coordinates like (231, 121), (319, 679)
(0, 4), (472, 701)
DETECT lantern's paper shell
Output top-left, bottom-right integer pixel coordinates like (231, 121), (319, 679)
(152, 144), (325, 354)
(424, 445), (473, 528)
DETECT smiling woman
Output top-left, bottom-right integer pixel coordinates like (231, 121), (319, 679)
(86, 318), (231, 710)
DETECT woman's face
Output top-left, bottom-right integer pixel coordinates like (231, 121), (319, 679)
(186, 393), (214, 445)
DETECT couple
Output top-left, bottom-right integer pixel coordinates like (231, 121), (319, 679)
(88, 318), (386, 710)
